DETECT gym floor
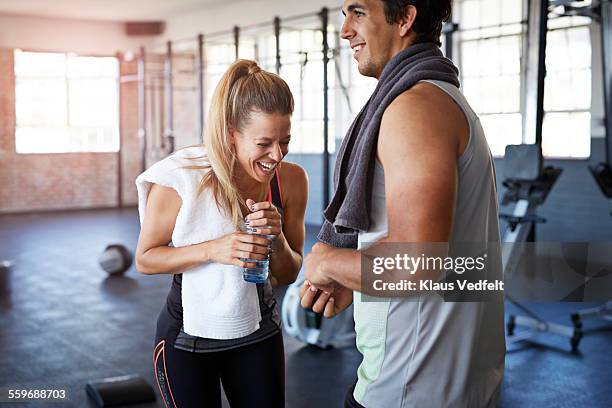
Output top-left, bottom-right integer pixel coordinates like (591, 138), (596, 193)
(0, 209), (611, 407)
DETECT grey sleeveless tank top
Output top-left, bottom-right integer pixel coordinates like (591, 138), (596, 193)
(353, 80), (505, 408)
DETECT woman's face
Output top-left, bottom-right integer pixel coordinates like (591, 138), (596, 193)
(231, 111), (292, 184)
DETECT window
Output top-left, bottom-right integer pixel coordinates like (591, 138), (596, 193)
(455, 0), (524, 157)
(201, 15), (378, 155)
(205, 40), (235, 106)
(14, 50), (119, 154)
(279, 26), (330, 154)
(211, 23), (346, 154)
(455, 0), (593, 159)
(543, 16), (592, 158)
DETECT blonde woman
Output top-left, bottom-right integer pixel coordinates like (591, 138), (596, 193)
(135, 60), (307, 407)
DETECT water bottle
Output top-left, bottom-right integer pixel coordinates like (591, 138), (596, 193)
(241, 222), (273, 284)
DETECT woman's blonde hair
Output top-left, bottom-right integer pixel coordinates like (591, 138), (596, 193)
(188, 59), (294, 228)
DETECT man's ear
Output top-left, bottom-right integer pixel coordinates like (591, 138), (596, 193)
(398, 5), (417, 37)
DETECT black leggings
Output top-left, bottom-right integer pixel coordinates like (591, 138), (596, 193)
(153, 333), (285, 408)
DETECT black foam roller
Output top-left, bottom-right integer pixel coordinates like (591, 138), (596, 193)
(85, 374), (156, 407)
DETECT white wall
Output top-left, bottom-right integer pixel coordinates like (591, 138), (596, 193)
(0, 13), (151, 55)
(159, 0), (341, 45)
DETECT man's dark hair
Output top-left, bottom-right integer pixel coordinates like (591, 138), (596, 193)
(381, 0), (452, 46)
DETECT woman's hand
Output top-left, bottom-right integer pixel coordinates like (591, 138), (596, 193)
(205, 231), (271, 268)
(299, 280), (353, 318)
(244, 198), (283, 239)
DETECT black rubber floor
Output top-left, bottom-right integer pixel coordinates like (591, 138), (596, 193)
(0, 209), (610, 407)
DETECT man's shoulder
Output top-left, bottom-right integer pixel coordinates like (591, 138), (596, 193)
(380, 81), (468, 152)
(386, 82), (456, 117)
(381, 83), (456, 136)
(375, 82), (470, 167)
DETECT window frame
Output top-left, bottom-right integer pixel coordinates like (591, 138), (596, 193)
(453, 0), (594, 160)
(13, 48), (121, 155)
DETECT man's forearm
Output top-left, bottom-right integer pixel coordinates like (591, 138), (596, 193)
(322, 248), (362, 291)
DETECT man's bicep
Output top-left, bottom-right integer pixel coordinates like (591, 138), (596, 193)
(378, 101), (458, 243)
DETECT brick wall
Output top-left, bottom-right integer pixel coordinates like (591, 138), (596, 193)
(0, 48), (140, 213)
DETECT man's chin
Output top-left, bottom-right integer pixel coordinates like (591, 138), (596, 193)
(358, 60), (379, 78)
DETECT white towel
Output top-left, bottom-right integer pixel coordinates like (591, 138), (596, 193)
(135, 146), (261, 339)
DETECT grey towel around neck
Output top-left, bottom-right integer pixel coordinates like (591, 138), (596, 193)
(317, 43), (460, 249)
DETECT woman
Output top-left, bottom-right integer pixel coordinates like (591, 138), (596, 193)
(135, 59), (307, 407)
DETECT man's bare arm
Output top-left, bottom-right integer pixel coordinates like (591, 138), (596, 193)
(379, 83), (463, 244)
(311, 83), (468, 291)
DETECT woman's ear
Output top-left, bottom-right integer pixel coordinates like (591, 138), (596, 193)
(227, 125), (236, 145)
(399, 5), (417, 37)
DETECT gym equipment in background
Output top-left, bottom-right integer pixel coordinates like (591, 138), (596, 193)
(98, 244), (133, 276)
(570, 0), (612, 334)
(571, 301), (612, 329)
(587, 0), (612, 214)
(589, 162), (612, 208)
(86, 374), (156, 407)
(0, 260), (12, 294)
(500, 144), (583, 352)
(282, 274), (355, 349)
(571, 165), (612, 328)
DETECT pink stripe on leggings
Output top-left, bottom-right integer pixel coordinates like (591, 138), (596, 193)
(153, 340), (177, 408)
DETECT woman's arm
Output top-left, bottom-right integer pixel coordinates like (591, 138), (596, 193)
(269, 163), (308, 285)
(135, 184), (207, 274)
(247, 163), (308, 285)
(135, 184), (270, 275)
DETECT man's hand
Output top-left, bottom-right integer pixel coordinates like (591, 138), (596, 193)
(304, 242), (336, 289)
(299, 280), (353, 318)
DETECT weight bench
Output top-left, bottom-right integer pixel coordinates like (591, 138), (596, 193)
(569, 163), (612, 330)
(500, 144), (583, 351)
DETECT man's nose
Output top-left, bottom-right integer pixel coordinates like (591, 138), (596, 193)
(340, 17), (354, 40)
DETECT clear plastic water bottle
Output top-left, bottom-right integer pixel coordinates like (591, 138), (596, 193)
(241, 222), (273, 284)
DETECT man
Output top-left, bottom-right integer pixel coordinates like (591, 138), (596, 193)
(299, 1), (505, 407)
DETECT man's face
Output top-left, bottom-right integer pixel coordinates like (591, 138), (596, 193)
(340, 0), (401, 79)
